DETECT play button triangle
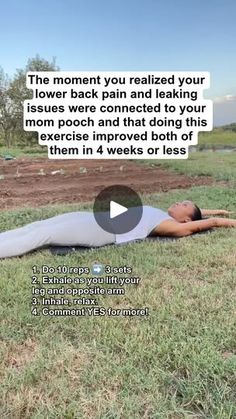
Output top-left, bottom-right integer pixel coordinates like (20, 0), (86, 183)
(110, 201), (128, 219)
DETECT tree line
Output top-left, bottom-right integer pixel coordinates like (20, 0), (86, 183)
(0, 55), (58, 148)
(221, 123), (236, 132)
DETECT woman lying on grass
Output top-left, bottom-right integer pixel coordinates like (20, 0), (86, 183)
(0, 201), (235, 259)
(152, 201), (235, 237)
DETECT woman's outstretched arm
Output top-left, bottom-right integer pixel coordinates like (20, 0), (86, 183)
(200, 209), (234, 216)
(153, 217), (236, 237)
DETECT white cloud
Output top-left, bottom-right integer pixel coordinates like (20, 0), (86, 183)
(213, 94), (236, 103)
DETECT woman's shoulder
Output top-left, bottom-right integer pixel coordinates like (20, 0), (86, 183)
(142, 205), (170, 215)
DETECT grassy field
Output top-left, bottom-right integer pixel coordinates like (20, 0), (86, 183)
(142, 152), (236, 184)
(198, 129), (236, 148)
(0, 173), (236, 418)
(0, 145), (47, 158)
(0, 144), (236, 418)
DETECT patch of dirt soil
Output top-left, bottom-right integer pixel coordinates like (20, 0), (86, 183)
(0, 157), (214, 211)
(2, 338), (38, 371)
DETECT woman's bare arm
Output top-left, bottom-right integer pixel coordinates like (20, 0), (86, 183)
(200, 209), (234, 216)
(153, 217), (236, 238)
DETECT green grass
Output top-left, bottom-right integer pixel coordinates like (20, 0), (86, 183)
(198, 129), (236, 148)
(0, 185), (236, 418)
(141, 152), (236, 183)
(0, 145), (47, 158)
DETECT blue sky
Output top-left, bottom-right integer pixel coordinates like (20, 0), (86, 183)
(1, 0), (236, 125)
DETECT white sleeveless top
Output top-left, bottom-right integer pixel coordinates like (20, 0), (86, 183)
(115, 205), (173, 244)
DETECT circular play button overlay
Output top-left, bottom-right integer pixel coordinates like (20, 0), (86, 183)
(93, 185), (143, 235)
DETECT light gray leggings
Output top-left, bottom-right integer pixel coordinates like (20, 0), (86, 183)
(0, 211), (115, 259)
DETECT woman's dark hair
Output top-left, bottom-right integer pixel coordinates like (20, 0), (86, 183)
(192, 204), (202, 221)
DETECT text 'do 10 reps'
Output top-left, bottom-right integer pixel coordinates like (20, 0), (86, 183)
(24, 71), (213, 159)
